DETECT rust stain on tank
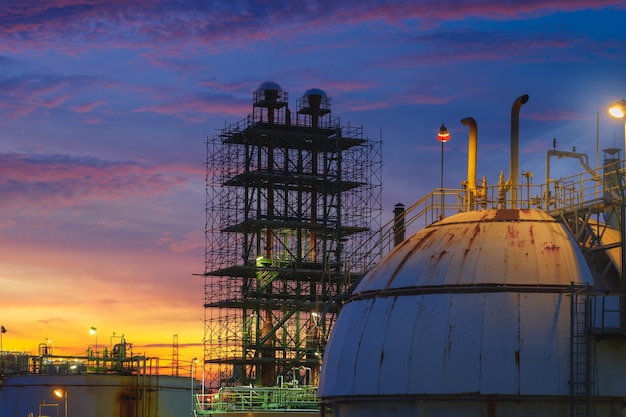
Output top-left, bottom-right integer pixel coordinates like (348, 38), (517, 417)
(117, 385), (141, 417)
(506, 224), (519, 240)
(477, 210), (492, 222)
(506, 223), (530, 249)
(468, 223), (481, 245)
(462, 224), (479, 250)
(458, 223), (482, 262)
(384, 233), (435, 288)
(412, 228), (438, 251)
(493, 209), (521, 221)
(446, 323), (454, 356)
(542, 241), (560, 253)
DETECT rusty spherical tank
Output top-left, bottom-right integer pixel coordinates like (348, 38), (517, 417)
(318, 208), (595, 417)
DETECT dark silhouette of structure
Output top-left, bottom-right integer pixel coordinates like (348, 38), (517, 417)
(202, 82), (382, 388)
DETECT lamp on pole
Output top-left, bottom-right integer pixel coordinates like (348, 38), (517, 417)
(89, 327), (97, 357)
(191, 358), (198, 415)
(54, 387), (68, 417)
(437, 124), (450, 220)
(0, 325), (6, 353)
(437, 124), (451, 190)
(609, 99), (626, 328)
(609, 99), (626, 154)
(0, 326), (6, 371)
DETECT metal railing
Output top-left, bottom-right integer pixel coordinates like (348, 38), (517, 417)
(195, 383), (320, 415)
(347, 161), (624, 277)
(589, 294), (626, 333)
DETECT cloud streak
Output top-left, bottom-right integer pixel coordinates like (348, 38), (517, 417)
(2, 1), (623, 53)
(0, 152), (190, 207)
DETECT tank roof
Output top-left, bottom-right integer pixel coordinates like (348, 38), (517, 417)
(258, 80), (282, 91)
(355, 208), (592, 293)
(319, 208), (594, 400)
(303, 87), (326, 98)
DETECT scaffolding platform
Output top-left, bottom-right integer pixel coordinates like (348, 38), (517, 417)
(202, 82), (382, 389)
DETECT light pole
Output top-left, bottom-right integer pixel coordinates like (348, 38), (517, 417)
(190, 358), (198, 416)
(0, 326), (5, 372)
(89, 327), (98, 356)
(437, 124), (450, 220)
(54, 387), (68, 417)
(437, 124), (450, 191)
(0, 326), (5, 352)
(609, 99), (626, 328)
(609, 99), (626, 153)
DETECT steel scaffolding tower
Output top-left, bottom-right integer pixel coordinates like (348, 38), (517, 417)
(202, 82), (382, 389)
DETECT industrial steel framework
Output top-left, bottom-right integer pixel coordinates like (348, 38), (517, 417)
(202, 83), (382, 389)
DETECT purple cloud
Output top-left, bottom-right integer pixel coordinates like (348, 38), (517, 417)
(0, 152), (193, 209)
(2, 1), (623, 53)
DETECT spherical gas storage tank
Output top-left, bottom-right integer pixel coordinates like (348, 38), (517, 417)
(318, 208), (597, 417)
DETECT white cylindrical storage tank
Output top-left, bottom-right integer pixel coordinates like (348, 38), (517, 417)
(0, 373), (194, 417)
(317, 208), (620, 416)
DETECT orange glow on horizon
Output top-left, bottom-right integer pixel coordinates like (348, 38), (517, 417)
(0, 236), (205, 380)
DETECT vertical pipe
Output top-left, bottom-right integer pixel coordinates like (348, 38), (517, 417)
(440, 140), (444, 191)
(260, 309), (274, 386)
(393, 203), (405, 247)
(509, 94), (529, 208)
(266, 142), (274, 258)
(461, 117), (477, 210)
(620, 203), (625, 329)
(264, 89), (278, 124)
(308, 94), (322, 128)
(620, 137), (626, 329)
(311, 150), (317, 262)
(595, 102), (596, 198)
(261, 136), (275, 386)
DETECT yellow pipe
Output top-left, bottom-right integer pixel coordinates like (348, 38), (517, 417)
(461, 117), (477, 209)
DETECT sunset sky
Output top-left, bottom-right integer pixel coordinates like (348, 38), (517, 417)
(1, 1), (625, 374)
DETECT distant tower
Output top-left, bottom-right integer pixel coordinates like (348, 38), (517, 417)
(203, 82), (382, 388)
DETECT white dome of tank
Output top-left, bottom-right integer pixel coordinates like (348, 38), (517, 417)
(318, 208), (595, 416)
(303, 87), (327, 98)
(258, 81), (282, 91)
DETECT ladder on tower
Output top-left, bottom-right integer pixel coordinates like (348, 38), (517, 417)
(570, 287), (591, 417)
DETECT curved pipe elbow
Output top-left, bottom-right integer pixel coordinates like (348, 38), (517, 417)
(511, 94), (529, 113)
(507, 94), (529, 207)
(461, 117), (477, 128)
